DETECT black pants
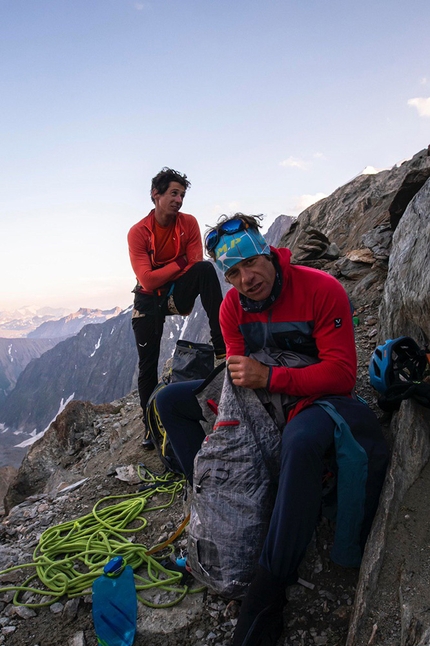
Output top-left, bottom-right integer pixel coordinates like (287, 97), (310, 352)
(132, 261), (225, 413)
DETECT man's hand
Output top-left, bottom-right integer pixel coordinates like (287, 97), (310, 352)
(227, 356), (270, 390)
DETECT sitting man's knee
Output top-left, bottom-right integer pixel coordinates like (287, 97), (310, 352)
(196, 260), (217, 276)
(281, 430), (328, 464)
(282, 434), (310, 456)
(155, 385), (171, 412)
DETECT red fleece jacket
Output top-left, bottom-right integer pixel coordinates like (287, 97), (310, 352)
(220, 247), (357, 418)
(128, 210), (203, 294)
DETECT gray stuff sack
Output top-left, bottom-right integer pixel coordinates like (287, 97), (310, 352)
(188, 370), (281, 599)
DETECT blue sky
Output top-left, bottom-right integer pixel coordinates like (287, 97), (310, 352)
(1, 0), (429, 312)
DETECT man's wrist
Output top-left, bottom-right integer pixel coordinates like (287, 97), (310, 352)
(175, 256), (187, 270)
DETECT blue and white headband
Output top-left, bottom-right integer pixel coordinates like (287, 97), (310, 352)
(214, 228), (271, 274)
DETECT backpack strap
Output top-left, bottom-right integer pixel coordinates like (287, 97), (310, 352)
(378, 380), (430, 411)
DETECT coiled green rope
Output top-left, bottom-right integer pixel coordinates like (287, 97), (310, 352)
(0, 467), (201, 608)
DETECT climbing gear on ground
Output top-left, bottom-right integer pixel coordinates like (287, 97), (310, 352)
(378, 380), (430, 412)
(160, 555), (194, 586)
(146, 513), (190, 556)
(369, 335), (430, 411)
(0, 469), (199, 609)
(369, 336), (428, 394)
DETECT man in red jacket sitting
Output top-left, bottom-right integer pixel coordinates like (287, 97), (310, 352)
(155, 214), (388, 646)
(127, 168), (225, 441)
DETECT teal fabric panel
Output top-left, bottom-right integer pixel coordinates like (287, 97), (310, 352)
(316, 400), (368, 567)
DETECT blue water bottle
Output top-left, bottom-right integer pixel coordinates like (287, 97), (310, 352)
(92, 555), (137, 646)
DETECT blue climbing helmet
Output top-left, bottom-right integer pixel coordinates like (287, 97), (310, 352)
(369, 336), (427, 394)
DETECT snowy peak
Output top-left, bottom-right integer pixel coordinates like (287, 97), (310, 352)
(27, 307), (122, 339)
(0, 307), (71, 338)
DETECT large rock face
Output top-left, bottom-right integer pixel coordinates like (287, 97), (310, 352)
(279, 152), (430, 645)
(281, 150), (430, 263)
(346, 178), (430, 646)
(3, 399), (118, 513)
(378, 177), (430, 342)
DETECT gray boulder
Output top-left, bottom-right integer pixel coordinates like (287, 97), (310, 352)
(347, 178), (430, 645)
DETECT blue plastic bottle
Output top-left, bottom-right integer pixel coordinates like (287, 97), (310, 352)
(92, 556), (137, 646)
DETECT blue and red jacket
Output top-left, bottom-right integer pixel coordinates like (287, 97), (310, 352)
(219, 247), (357, 420)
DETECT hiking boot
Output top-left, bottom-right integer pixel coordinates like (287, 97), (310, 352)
(234, 605), (283, 646)
(232, 566), (286, 646)
(141, 428), (155, 450)
(142, 437), (155, 450)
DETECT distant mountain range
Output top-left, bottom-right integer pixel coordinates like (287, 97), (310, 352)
(27, 306), (122, 338)
(0, 311), (137, 452)
(264, 215), (295, 248)
(0, 306), (71, 338)
(0, 306), (123, 339)
(0, 307), (124, 406)
(0, 308), (202, 464)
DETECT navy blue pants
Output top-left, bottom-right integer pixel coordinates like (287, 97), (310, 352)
(156, 381), (388, 582)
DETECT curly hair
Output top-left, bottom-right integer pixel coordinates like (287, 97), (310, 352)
(150, 168), (191, 203)
(204, 213), (264, 260)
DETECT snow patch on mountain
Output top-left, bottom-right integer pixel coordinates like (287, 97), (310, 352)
(14, 393), (75, 448)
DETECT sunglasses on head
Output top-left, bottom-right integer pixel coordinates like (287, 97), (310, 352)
(205, 218), (249, 252)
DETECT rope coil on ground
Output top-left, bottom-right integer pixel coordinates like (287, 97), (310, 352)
(0, 467), (200, 608)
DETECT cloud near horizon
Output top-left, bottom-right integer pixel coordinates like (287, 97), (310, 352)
(294, 192), (327, 213)
(407, 97), (430, 117)
(280, 156), (309, 170)
(134, 2), (150, 10)
(280, 152), (326, 170)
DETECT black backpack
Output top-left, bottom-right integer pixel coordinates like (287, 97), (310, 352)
(145, 340), (216, 474)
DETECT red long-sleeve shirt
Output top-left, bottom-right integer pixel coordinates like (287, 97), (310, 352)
(128, 210), (203, 294)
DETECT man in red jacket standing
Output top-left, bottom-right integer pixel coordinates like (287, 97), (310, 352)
(127, 168), (225, 440)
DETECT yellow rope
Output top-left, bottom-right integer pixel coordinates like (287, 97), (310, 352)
(0, 469), (201, 608)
